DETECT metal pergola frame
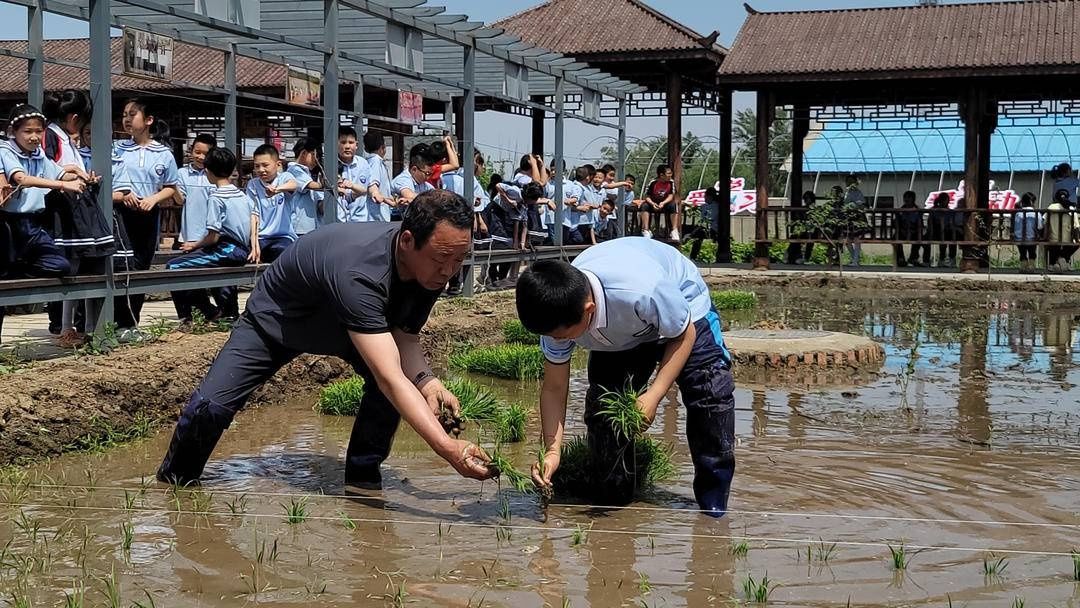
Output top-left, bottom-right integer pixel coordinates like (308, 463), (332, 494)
(3, 0), (645, 326)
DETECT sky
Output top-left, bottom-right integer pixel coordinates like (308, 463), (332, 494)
(0, 0), (1010, 169)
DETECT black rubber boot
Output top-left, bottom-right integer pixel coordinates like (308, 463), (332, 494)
(156, 389), (233, 486)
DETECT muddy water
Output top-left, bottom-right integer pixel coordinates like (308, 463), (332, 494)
(2, 291), (1080, 607)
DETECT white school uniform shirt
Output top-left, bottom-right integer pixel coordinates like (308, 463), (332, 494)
(177, 164), (212, 242)
(560, 180), (585, 228)
(0, 139), (65, 214)
(206, 184), (258, 246)
(47, 123), (84, 171)
(337, 155), (370, 223)
(287, 162), (323, 235)
(362, 152), (393, 222)
(246, 172), (298, 240)
(541, 237), (712, 364)
(111, 139), (179, 199)
(389, 169), (434, 201)
(442, 168), (489, 213)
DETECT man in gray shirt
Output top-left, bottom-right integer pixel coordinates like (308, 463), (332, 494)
(157, 190), (493, 487)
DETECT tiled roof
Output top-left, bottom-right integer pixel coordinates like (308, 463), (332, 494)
(720, 0), (1080, 80)
(0, 37), (284, 95)
(491, 0), (724, 56)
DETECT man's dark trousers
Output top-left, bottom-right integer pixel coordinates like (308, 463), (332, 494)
(582, 309), (735, 517)
(157, 313), (400, 485)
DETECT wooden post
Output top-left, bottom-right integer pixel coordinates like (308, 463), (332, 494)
(531, 94), (545, 156)
(753, 92), (773, 270)
(716, 88), (733, 263)
(666, 72), (683, 200)
(961, 88), (994, 273)
(790, 104), (810, 207)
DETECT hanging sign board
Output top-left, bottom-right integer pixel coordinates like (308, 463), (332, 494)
(122, 28), (174, 80)
(286, 66), (322, 107)
(398, 91), (424, 125)
(685, 178), (758, 215)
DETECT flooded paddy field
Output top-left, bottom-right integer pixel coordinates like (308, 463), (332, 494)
(1, 289), (1078, 607)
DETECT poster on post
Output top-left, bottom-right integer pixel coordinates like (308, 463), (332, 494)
(286, 66), (322, 107)
(398, 91), (424, 125)
(122, 28), (173, 80)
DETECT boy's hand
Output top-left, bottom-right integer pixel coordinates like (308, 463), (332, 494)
(531, 449), (560, 490)
(122, 192), (139, 209)
(636, 390), (661, 430)
(264, 183), (279, 197)
(138, 196), (158, 211)
(179, 241), (197, 253)
(247, 247), (261, 264)
(62, 180), (86, 194)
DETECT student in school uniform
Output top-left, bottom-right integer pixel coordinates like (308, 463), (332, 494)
(642, 164), (678, 242)
(42, 89), (114, 347)
(287, 137), (325, 237)
(583, 167), (608, 242)
(516, 238), (736, 516)
(336, 126), (369, 223)
(422, 136), (460, 190)
(361, 131), (394, 222)
(0, 104), (86, 341)
(111, 98), (180, 333)
(167, 147), (259, 323)
(442, 149), (489, 296)
(246, 144), (298, 263)
(389, 149), (435, 218)
(592, 200), (617, 243)
(558, 168), (587, 245)
(170, 133), (220, 322)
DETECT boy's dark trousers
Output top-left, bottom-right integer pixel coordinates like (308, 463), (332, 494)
(166, 240), (250, 321)
(258, 236), (293, 263)
(157, 313), (401, 486)
(0, 214), (73, 343)
(582, 310), (735, 517)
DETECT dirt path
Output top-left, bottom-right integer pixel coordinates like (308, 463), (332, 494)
(0, 292), (520, 466)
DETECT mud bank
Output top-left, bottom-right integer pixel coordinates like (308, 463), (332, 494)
(0, 292), (520, 466)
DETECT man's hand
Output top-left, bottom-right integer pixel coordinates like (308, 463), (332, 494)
(420, 379), (459, 419)
(636, 390), (662, 430)
(438, 439), (493, 480)
(531, 448), (561, 490)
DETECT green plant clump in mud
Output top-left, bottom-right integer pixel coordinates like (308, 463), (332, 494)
(446, 377), (500, 421)
(554, 435), (675, 499)
(742, 572), (776, 604)
(496, 402), (528, 444)
(710, 289), (758, 311)
(502, 319), (539, 345)
(1071, 549), (1080, 581)
(315, 375), (366, 416)
(449, 344), (544, 381)
(441, 377), (528, 444)
(65, 413), (159, 453)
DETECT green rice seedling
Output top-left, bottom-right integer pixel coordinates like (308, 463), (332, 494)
(14, 510), (41, 544)
(189, 489), (214, 515)
(814, 538), (837, 563)
(8, 591), (32, 608)
(637, 572), (652, 594)
(496, 402), (528, 443)
(304, 572), (327, 597)
(1071, 549), (1080, 581)
(449, 344), (545, 380)
(742, 572), (776, 604)
(488, 452), (534, 495)
(1011, 597), (1025, 608)
(502, 319), (539, 345)
(97, 564), (122, 608)
(225, 493), (248, 515)
(120, 521), (134, 553)
(710, 289), (758, 311)
(982, 552), (1009, 578)
(130, 590), (157, 608)
(730, 540), (750, 558)
(282, 497), (310, 525)
(570, 523), (591, 547)
(122, 491), (137, 511)
(888, 543), (911, 571)
(63, 579), (86, 608)
(445, 377), (500, 421)
(254, 536), (278, 565)
(597, 387), (646, 442)
(339, 511), (357, 531)
(315, 375), (366, 416)
(636, 437), (676, 485)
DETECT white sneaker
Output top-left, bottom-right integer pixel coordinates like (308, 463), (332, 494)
(669, 229), (680, 242)
(642, 230), (653, 239)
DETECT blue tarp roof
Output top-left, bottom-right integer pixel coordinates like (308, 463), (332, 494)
(803, 121), (1080, 173)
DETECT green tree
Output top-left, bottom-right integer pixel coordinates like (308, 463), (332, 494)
(598, 132), (718, 193)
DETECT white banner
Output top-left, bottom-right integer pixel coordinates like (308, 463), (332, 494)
(685, 178), (757, 215)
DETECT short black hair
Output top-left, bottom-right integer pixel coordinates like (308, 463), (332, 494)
(583, 163), (596, 176)
(204, 146), (237, 180)
(338, 125), (358, 141)
(600, 164), (615, 174)
(522, 182), (544, 201)
(516, 260), (589, 335)
(409, 142), (430, 160)
(193, 133), (217, 149)
(253, 143), (279, 159)
(574, 166), (591, 182)
(657, 164), (671, 176)
(42, 89), (91, 123)
(409, 152), (432, 170)
(363, 131), (384, 153)
(427, 140), (447, 164)
(625, 174), (636, 182)
(293, 136), (319, 156)
(902, 190), (916, 201)
(401, 189), (473, 248)
(1021, 192), (1038, 206)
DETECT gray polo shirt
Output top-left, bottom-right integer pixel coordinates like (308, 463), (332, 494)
(541, 237), (713, 364)
(245, 222), (442, 356)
